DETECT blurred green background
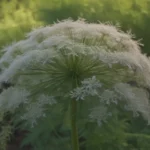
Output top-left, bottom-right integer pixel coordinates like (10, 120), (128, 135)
(0, 0), (150, 54)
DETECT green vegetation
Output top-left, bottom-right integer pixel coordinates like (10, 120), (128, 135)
(0, 0), (150, 150)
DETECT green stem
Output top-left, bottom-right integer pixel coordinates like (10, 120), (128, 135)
(71, 98), (79, 150)
(71, 78), (80, 150)
(125, 133), (150, 139)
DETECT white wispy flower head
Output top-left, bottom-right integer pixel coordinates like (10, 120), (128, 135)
(0, 87), (29, 112)
(70, 76), (102, 100)
(114, 83), (150, 122)
(21, 95), (56, 127)
(99, 89), (118, 105)
(89, 106), (112, 126)
(0, 19), (150, 126)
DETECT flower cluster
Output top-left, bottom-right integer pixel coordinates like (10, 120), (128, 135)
(0, 19), (150, 126)
(70, 76), (102, 100)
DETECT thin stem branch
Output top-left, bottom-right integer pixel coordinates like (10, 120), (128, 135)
(71, 98), (79, 150)
(71, 78), (80, 150)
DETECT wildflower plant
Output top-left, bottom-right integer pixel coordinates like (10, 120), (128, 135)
(0, 19), (150, 150)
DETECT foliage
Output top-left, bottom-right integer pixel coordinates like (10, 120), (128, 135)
(0, 0), (42, 50)
(1, 0), (150, 54)
(20, 110), (129, 150)
(17, 110), (150, 150)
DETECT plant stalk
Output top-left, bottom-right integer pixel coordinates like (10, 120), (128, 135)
(71, 98), (79, 150)
(71, 77), (80, 150)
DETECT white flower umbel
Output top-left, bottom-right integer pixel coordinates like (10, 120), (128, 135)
(70, 76), (102, 100)
(21, 95), (56, 127)
(0, 19), (150, 127)
(0, 87), (29, 112)
(99, 89), (118, 105)
(89, 106), (112, 126)
(114, 83), (150, 123)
